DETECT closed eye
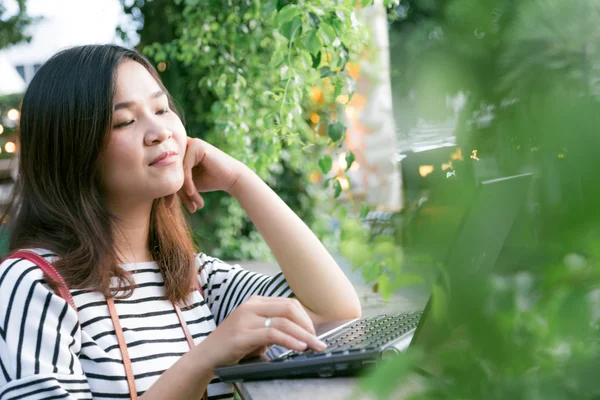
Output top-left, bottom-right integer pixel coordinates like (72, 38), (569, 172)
(113, 109), (169, 129)
(114, 120), (134, 129)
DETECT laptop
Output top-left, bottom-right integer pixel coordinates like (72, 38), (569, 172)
(215, 173), (533, 382)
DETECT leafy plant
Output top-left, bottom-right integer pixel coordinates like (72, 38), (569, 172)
(0, 93), (22, 160)
(0, 0), (36, 49)
(120, 0), (378, 259)
(357, 0), (600, 398)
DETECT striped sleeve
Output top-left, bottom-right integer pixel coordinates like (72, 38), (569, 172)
(0, 257), (91, 399)
(196, 253), (294, 325)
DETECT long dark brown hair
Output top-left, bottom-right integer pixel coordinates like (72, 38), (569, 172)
(5, 44), (197, 303)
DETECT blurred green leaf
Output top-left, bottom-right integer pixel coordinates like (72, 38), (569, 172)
(319, 22), (336, 45)
(320, 66), (334, 78)
(311, 51), (322, 68)
(276, 4), (298, 25)
(280, 16), (301, 40)
(432, 282), (448, 323)
(271, 49), (285, 67)
(328, 121), (346, 142)
(359, 349), (423, 398)
(333, 178), (342, 198)
(360, 203), (370, 219)
(303, 30), (322, 56)
(345, 151), (355, 171)
(362, 260), (382, 283)
(318, 155), (332, 174)
(339, 205), (348, 220)
(306, 11), (320, 26)
(391, 274), (423, 290)
(378, 274), (392, 300)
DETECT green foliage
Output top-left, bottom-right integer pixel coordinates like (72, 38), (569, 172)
(0, 93), (22, 113)
(120, 0), (372, 259)
(0, 0), (36, 49)
(358, 0), (600, 398)
(338, 216), (426, 301)
(0, 93), (22, 160)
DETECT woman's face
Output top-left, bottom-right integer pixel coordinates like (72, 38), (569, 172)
(101, 60), (187, 205)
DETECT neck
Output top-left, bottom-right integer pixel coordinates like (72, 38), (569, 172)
(107, 199), (154, 264)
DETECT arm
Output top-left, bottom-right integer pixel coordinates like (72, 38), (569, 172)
(227, 167), (362, 323)
(141, 349), (213, 400)
(145, 296), (328, 400)
(180, 138), (362, 324)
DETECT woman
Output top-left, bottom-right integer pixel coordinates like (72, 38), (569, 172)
(0, 45), (361, 399)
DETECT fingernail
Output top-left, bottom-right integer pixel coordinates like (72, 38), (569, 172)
(191, 203), (197, 213)
(297, 341), (307, 350)
(316, 340), (327, 350)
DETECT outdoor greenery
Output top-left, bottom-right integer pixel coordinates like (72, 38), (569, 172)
(0, 0), (32, 162)
(118, 3), (600, 397)
(0, 93), (21, 160)
(0, 0), (35, 49)
(356, 0), (600, 398)
(5, 0), (600, 397)
(119, 0), (389, 259)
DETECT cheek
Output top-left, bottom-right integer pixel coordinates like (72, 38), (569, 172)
(171, 117), (187, 146)
(110, 136), (141, 166)
(101, 136), (143, 184)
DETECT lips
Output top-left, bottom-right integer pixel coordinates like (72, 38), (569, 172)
(149, 151), (178, 166)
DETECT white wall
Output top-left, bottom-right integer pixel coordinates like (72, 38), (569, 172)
(0, 0), (126, 83)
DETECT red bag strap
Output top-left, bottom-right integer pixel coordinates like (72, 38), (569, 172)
(10, 250), (77, 312)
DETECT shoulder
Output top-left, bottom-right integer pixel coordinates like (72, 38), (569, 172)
(195, 252), (242, 285)
(0, 255), (44, 289)
(0, 250), (79, 340)
(0, 250), (61, 308)
(195, 252), (238, 272)
(0, 249), (57, 282)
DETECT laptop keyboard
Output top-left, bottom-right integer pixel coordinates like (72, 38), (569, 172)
(274, 311), (423, 362)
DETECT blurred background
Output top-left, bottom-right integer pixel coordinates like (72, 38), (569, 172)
(1, 0), (599, 398)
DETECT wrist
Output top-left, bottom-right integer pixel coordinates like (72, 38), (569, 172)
(226, 165), (258, 198)
(189, 341), (217, 378)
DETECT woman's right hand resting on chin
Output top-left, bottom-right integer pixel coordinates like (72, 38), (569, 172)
(141, 296), (327, 400)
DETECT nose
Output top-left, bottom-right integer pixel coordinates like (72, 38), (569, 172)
(144, 119), (173, 146)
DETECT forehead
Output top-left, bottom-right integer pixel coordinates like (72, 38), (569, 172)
(114, 60), (162, 102)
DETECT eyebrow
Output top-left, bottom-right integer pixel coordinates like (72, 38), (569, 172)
(113, 90), (167, 111)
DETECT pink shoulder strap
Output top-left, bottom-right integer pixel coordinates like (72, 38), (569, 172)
(10, 250), (77, 312)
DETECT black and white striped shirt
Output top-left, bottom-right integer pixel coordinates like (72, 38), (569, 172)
(0, 249), (293, 399)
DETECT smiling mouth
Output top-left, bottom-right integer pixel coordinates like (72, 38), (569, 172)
(149, 151), (178, 166)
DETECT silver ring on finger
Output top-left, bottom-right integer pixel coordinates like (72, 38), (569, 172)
(264, 317), (272, 328)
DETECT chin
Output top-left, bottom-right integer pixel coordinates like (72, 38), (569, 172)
(151, 180), (185, 199)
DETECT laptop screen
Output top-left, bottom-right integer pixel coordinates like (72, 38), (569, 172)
(410, 173), (533, 350)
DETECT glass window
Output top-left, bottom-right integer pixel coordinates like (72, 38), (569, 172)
(16, 65), (25, 81)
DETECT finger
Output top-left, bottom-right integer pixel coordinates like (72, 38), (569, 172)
(242, 345), (270, 360)
(164, 194), (175, 209)
(183, 171), (197, 198)
(263, 317), (327, 351)
(250, 297), (316, 336)
(196, 194), (205, 209)
(260, 297), (316, 336)
(247, 327), (308, 353)
(187, 191), (205, 211)
(178, 190), (196, 213)
(182, 138), (202, 197)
